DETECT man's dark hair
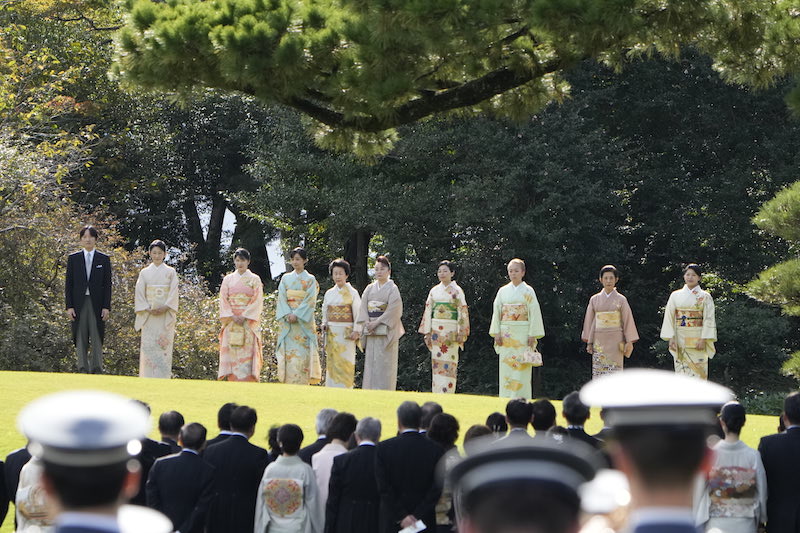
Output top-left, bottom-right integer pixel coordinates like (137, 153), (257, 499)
(531, 399), (557, 432)
(615, 426), (707, 488)
(217, 402), (238, 431)
(79, 225), (99, 239)
(230, 406), (257, 433)
(327, 412), (358, 442)
(44, 461), (129, 508)
(562, 392), (590, 426)
(421, 401), (444, 430)
(505, 399), (533, 428)
(179, 423), (207, 451)
(158, 411), (185, 437)
(485, 412), (508, 434)
(784, 392), (800, 426)
(427, 413), (460, 450)
(397, 401), (422, 429)
(278, 424), (304, 455)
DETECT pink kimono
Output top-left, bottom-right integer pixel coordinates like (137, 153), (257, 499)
(218, 269), (264, 381)
(581, 289), (639, 378)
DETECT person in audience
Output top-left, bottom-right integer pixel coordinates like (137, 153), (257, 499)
(592, 408), (611, 441)
(759, 391), (800, 533)
(326, 417), (382, 533)
(4, 442), (32, 530)
(462, 425), (493, 456)
(299, 408), (338, 464)
(313, 413), (357, 514)
(562, 391), (601, 449)
(267, 425), (282, 462)
(255, 424), (323, 533)
(427, 414), (461, 533)
(530, 399), (557, 440)
(376, 401), (445, 533)
(420, 401), (443, 433)
(0, 460), (6, 528)
(147, 423), (215, 533)
(484, 412), (507, 439)
(203, 405), (271, 533)
(158, 410), (184, 453)
(131, 400), (171, 506)
(497, 399), (533, 444)
(15, 455), (53, 532)
(206, 402), (238, 448)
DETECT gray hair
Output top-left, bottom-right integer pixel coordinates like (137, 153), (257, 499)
(315, 408), (338, 435)
(355, 417), (382, 442)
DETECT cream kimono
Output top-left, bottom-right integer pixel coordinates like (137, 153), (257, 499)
(489, 282), (545, 399)
(661, 285), (717, 380)
(321, 283), (361, 388)
(581, 289), (639, 378)
(276, 270), (321, 385)
(218, 269), (264, 381)
(355, 279), (404, 390)
(134, 263), (179, 378)
(254, 455), (323, 533)
(418, 281), (470, 393)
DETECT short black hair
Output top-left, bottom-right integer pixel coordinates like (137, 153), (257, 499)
(421, 401), (443, 430)
(615, 426), (707, 488)
(329, 258), (351, 277)
(289, 247), (307, 260)
(179, 423), (207, 450)
(327, 412), (358, 442)
(562, 392), (590, 426)
(485, 412), (508, 434)
(438, 260), (456, 274)
(719, 401), (746, 435)
(217, 402), (239, 431)
(785, 392), (800, 426)
(149, 240), (166, 252)
(683, 263), (702, 277)
(79, 225), (99, 239)
(427, 413), (460, 450)
(531, 399), (557, 431)
(158, 411), (185, 436)
(599, 265), (619, 279)
(278, 424), (304, 455)
(233, 248), (251, 261)
(230, 406), (257, 433)
(397, 401), (422, 429)
(44, 461), (130, 508)
(505, 398), (533, 427)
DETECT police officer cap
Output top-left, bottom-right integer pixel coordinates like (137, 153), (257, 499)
(18, 390), (150, 467)
(580, 369), (733, 427)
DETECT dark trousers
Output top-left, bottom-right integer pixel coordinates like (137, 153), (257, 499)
(76, 295), (103, 373)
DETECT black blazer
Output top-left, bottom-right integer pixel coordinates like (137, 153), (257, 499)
(0, 461), (8, 529)
(326, 444), (380, 533)
(65, 250), (112, 342)
(204, 433), (231, 449)
(566, 427), (602, 449)
(161, 438), (181, 454)
(146, 450), (215, 533)
(131, 439), (172, 506)
(375, 431), (444, 533)
(298, 437), (328, 465)
(203, 435), (271, 533)
(759, 427), (800, 533)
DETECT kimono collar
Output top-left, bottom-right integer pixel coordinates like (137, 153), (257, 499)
(602, 288), (617, 298)
(376, 278), (393, 289)
(236, 269), (250, 278)
(682, 284), (701, 295)
(439, 281), (456, 289)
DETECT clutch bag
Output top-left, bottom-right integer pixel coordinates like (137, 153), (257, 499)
(520, 349), (543, 367)
(229, 323), (246, 346)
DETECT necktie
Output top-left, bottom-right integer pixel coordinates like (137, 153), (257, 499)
(85, 251), (93, 281)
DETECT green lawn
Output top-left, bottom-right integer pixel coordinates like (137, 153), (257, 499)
(0, 370), (783, 531)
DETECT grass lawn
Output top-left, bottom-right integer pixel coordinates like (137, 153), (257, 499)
(0, 370), (783, 532)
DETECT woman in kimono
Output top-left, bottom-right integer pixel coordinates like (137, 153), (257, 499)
(661, 263), (717, 379)
(218, 248), (264, 382)
(418, 260), (470, 393)
(355, 255), (404, 390)
(581, 265), (639, 378)
(276, 247), (321, 385)
(488, 258), (545, 399)
(134, 240), (179, 378)
(321, 258), (361, 388)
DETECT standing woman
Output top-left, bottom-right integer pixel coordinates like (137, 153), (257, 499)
(355, 255), (404, 390)
(418, 260), (470, 393)
(218, 248), (264, 382)
(134, 240), (179, 378)
(488, 258), (545, 399)
(321, 258), (361, 388)
(275, 247), (321, 385)
(661, 263), (717, 379)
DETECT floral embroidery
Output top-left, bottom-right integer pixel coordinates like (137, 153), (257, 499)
(264, 479), (303, 517)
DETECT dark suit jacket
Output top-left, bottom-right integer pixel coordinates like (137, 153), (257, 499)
(203, 434), (271, 533)
(496, 428), (535, 445)
(566, 427), (602, 449)
(326, 444), (380, 533)
(375, 431), (444, 533)
(204, 433), (231, 449)
(632, 524), (700, 533)
(65, 249), (112, 343)
(146, 450), (215, 533)
(161, 438), (181, 454)
(298, 437), (328, 465)
(131, 439), (172, 506)
(0, 461), (8, 528)
(759, 427), (800, 533)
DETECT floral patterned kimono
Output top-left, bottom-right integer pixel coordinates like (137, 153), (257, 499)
(418, 281), (470, 393)
(661, 284), (717, 379)
(134, 263), (179, 378)
(321, 283), (361, 388)
(581, 289), (639, 378)
(489, 282), (545, 399)
(218, 269), (264, 381)
(276, 270), (321, 385)
(354, 279), (404, 390)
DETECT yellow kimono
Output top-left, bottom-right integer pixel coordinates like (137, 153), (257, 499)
(661, 285), (717, 380)
(321, 283), (361, 388)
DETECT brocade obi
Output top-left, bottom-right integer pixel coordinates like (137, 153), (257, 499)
(286, 289), (307, 309)
(595, 311), (621, 329)
(501, 304), (528, 322)
(676, 309), (703, 328)
(327, 304), (354, 323)
(145, 284), (169, 308)
(367, 300), (387, 319)
(432, 301), (458, 321)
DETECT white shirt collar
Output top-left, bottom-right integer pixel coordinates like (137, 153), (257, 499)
(182, 448), (199, 455)
(629, 507), (694, 527)
(401, 429), (419, 434)
(229, 432), (249, 439)
(358, 440), (376, 446)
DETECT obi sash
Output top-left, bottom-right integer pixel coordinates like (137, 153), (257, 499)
(501, 303), (528, 322)
(676, 309), (703, 328)
(595, 311), (621, 329)
(327, 304), (354, 323)
(145, 284), (169, 308)
(286, 289), (307, 309)
(367, 300), (387, 319)
(432, 301), (458, 321)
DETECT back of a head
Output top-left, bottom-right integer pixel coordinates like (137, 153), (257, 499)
(267, 424), (281, 453)
(486, 412), (508, 435)
(427, 413), (460, 450)
(179, 423), (207, 451)
(327, 412), (358, 442)
(720, 401), (746, 435)
(562, 392), (590, 426)
(278, 424), (304, 455)
(505, 399), (533, 428)
(397, 401), (422, 429)
(158, 411), (185, 437)
(531, 399), (557, 432)
(785, 392), (800, 426)
(355, 417), (382, 443)
(315, 408), (338, 436)
(230, 406), (257, 434)
(421, 401), (444, 430)
(217, 402), (238, 431)
(463, 425), (493, 456)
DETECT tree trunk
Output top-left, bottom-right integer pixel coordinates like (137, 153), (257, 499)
(344, 229), (372, 291)
(229, 206), (271, 290)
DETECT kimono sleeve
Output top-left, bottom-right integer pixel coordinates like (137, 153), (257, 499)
(242, 277), (264, 323)
(253, 474), (270, 533)
(660, 292), (677, 341)
(700, 292), (717, 341)
(134, 270), (149, 314)
(376, 284), (402, 328)
(276, 275), (293, 321)
(620, 296), (639, 343)
(304, 465), (323, 533)
(292, 274), (318, 323)
(756, 451), (768, 525)
(165, 267), (179, 312)
(219, 276), (233, 321)
(526, 289), (545, 339)
(354, 285), (371, 329)
(457, 286), (470, 339)
(350, 286), (362, 324)
(581, 296), (595, 344)
(418, 289), (434, 334)
(321, 288), (332, 327)
(488, 288), (503, 337)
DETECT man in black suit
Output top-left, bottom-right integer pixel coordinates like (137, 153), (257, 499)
(147, 423), (215, 533)
(205, 402), (238, 448)
(496, 398), (534, 444)
(158, 411), (184, 453)
(64, 225), (112, 374)
(530, 399), (556, 440)
(376, 401), (444, 533)
(0, 460), (7, 528)
(298, 408), (337, 465)
(420, 402), (442, 434)
(326, 417), (382, 533)
(760, 391), (800, 533)
(562, 391), (602, 449)
(204, 405), (271, 533)
(131, 400), (172, 506)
